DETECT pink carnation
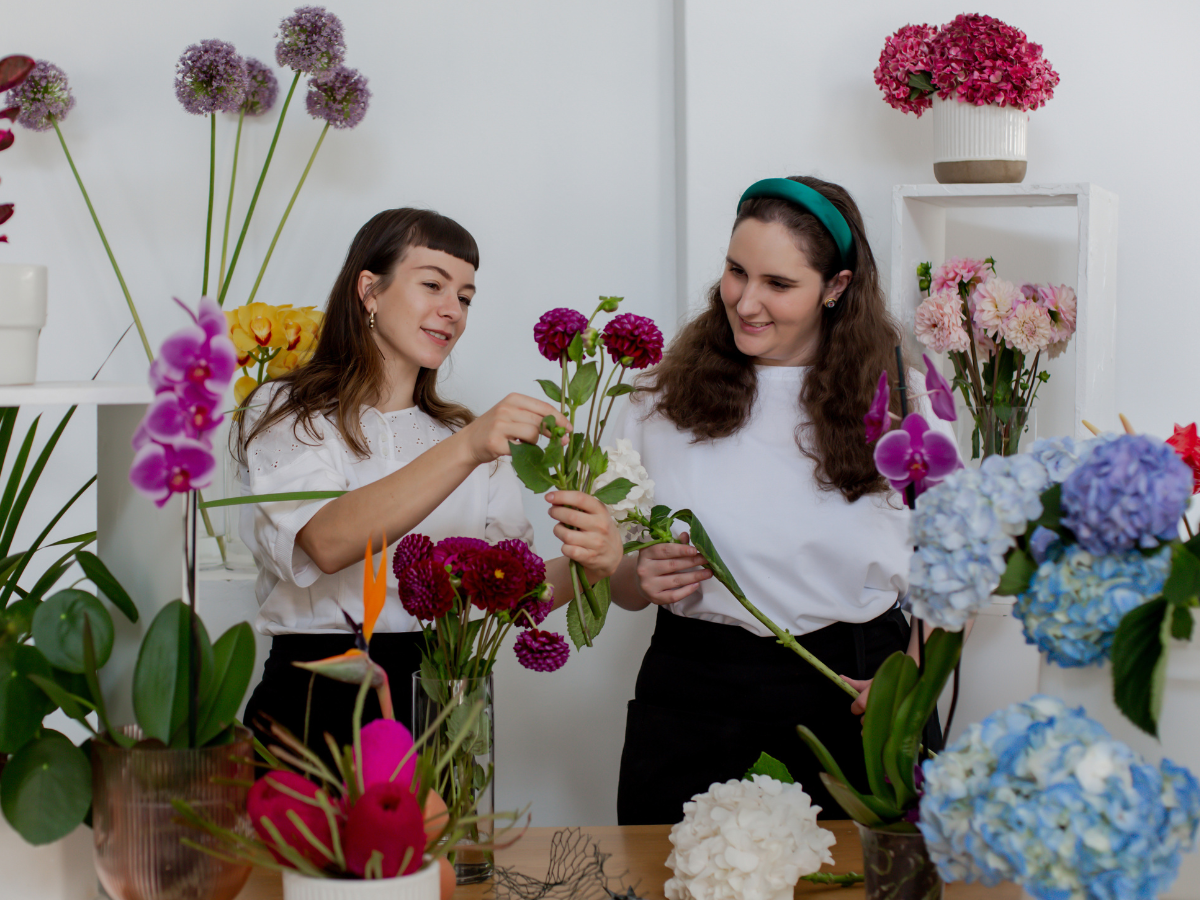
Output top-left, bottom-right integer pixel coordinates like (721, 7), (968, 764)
(928, 14), (1060, 111)
(931, 257), (988, 295)
(971, 277), (1023, 337)
(874, 23), (938, 116)
(999, 301), (1055, 354)
(914, 290), (970, 354)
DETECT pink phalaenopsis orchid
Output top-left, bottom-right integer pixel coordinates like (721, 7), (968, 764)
(864, 370), (890, 444)
(154, 296), (239, 395)
(129, 437), (218, 506)
(874, 413), (960, 497)
(922, 355), (956, 422)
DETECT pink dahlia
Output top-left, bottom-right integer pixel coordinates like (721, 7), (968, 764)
(392, 533), (434, 581)
(970, 278), (1022, 337)
(494, 538), (546, 594)
(602, 313), (664, 369)
(247, 771), (338, 869)
(431, 536), (489, 575)
(1035, 284), (1077, 341)
(514, 629), (570, 672)
(913, 290), (970, 354)
(931, 257), (988, 295)
(398, 558), (455, 620)
(874, 23), (938, 116)
(342, 781), (425, 878)
(514, 596), (552, 628)
(534, 308), (588, 362)
(999, 302), (1054, 355)
(462, 548), (527, 613)
(929, 14), (1060, 111)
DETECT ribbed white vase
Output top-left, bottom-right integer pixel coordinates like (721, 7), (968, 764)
(282, 862), (440, 900)
(0, 264), (47, 385)
(931, 96), (1028, 184)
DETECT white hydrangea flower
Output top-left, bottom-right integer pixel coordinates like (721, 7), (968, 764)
(664, 775), (835, 900)
(593, 439), (655, 540)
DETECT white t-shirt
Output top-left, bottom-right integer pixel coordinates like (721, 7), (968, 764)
(238, 386), (534, 636)
(614, 365), (952, 637)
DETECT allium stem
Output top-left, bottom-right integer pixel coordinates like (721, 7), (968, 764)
(217, 71), (301, 307)
(245, 122), (329, 306)
(51, 118), (152, 361)
(202, 113), (216, 296)
(217, 111), (245, 296)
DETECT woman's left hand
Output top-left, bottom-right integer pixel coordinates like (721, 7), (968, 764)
(546, 490), (624, 581)
(843, 676), (871, 717)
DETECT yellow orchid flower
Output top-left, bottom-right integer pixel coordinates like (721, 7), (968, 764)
(233, 375), (259, 408)
(279, 305), (323, 352)
(266, 348), (314, 380)
(229, 302), (287, 351)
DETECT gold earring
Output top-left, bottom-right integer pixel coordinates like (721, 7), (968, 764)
(369, 311), (376, 329)
(824, 296), (837, 308)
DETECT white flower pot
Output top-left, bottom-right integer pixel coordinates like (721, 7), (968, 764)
(0, 264), (47, 385)
(931, 96), (1028, 184)
(281, 862), (440, 900)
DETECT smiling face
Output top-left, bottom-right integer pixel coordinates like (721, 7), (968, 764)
(719, 218), (850, 367)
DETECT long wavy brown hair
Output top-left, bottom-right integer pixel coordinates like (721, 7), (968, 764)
(236, 208), (479, 461)
(642, 176), (905, 502)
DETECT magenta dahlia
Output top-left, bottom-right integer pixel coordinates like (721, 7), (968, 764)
(462, 548), (526, 613)
(494, 538), (546, 594)
(392, 532), (434, 581)
(514, 596), (552, 628)
(397, 558), (454, 620)
(514, 629), (570, 672)
(602, 313), (663, 369)
(432, 536), (489, 575)
(534, 308), (588, 363)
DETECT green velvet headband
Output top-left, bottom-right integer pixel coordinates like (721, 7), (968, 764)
(737, 178), (853, 268)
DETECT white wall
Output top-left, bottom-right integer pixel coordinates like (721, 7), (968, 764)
(5, 0), (1200, 827)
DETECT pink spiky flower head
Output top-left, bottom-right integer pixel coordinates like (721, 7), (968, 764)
(514, 629), (570, 672)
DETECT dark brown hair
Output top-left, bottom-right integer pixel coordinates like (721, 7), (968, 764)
(642, 176), (905, 502)
(237, 208), (479, 460)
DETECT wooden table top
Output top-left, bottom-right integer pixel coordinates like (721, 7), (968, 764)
(237, 822), (1020, 900)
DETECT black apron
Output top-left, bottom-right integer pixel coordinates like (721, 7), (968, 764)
(617, 604), (940, 825)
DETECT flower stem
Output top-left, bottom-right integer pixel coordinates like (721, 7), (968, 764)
(801, 872), (863, 886)
(217, 111), (245, 296)
(217, 71), (301, 307)
(245, 122), (329, 306)
(51, 118), (152, 361)
(202, 113), (216, 296)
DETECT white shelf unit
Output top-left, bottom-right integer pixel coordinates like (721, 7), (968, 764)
(890, 183), (1119, 440)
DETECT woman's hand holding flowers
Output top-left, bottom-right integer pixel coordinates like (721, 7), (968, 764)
(635, 533), (712, 605)
(458, 392), (570, 466)
(546, 490), (624, 584)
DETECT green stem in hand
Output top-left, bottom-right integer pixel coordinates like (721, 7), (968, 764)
(51, 118), (152, 361)
(202, 113), (216, 296)
(245, 122), (330, 306)
(569, 561), (593, 647)
(217, 110), (245, 296)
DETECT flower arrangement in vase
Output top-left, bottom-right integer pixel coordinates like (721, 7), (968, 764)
(0, 55), (34, 243)
(914, 257), (1077, 458)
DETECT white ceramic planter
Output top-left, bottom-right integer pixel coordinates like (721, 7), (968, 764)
(931, 96), (1028, 184)
(0, 264), (47, 385)
(281, 862), (440, 900)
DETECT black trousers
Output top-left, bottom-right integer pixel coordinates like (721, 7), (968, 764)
(242, 632), (425, 768)
(616, 605), (939, 825)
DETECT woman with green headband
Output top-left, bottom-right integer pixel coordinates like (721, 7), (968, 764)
(608, 176), (951, 824)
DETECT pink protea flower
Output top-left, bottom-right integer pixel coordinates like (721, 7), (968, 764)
(342, 780), (426, 878)
(360, 718), (417, 791)
(533, 308), (588, 363)
(494, 538), (546, 594)
(873, 413), (960, 497)
(462, 548), (527, 613)
(864, 370), (891, 444)
(914, 289), (970, 354)
(247, 771), (338, 869)
(602, 313), (664, 369)
(397, 558), (455, 621)
(514, 629), (570, 672)
(931, 257), (987, 294)
(431, 536), (489, 574)
(874, 23), (938, 116)
(1000, 301), (1055, 355)
(929, 14), (1060, 111)
(970, 278), (1022, 337)
(129, 438), (216, 507)
(392, 533), (434, 581)
(922, 354), (956, 422)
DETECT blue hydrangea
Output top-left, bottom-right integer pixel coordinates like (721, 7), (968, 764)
(1027, 435), (1088, 484)
(1014, 546), (1172, 667)
(919, 696), (1200, 900)
(1061, 435), (1192, 556)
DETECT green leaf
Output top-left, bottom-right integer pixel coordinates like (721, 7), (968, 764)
(0, 408), (16, 478)
(566, 332), (583, 364)
(0, 644), (55, 753)
(1172, 606), (1194, 641)
(542, 436), (564, 471)
(27, 674), (94, 727)
(565, 585), (606, 651)
(568, 362), (599, 407)
(587, 445), (609, 478)
(744, 751), (794, 784)
(650, 504), (671, 523)
(0, 475), (95, 610)
(199, 490), (345, 510)
(861, 652), (911, 804)
(197, 622), (256, 747)
(0, 415), (39, 556)
(74, 551), (137, 623)
(31, 590), (115, 673)
(673, 510), (746, 598)
(995, 548), (1038, 596)
(797, 725), (900, 821)
(593, 478), (634, 505)
(1026, 484), (1063, 537)
(605, 383), (637, 398)
(1111, 597), (1168, 736)
(0, 407), (76, 560)
(535, 379), (563, 403)
(1186, 532), (1200, 560)
(0, 730), (91, 845)
(507, 441), (553, 494)
(80, 617), (133, 748)
(906, 71), (935, 93)
(820, 773), (883, 827)
(133, 600), (215, 746)
(3, 595), (38, 639)
(1163, 543), (1200, 608)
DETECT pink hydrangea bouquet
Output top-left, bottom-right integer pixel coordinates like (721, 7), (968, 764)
(513, 297), (664, 649)
(875, 14), (1059, 117)
(913, 257), (1076, 457)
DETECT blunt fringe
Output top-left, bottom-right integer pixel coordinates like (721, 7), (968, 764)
(641, 176), (906, 503)
(236, 208), (479, 461)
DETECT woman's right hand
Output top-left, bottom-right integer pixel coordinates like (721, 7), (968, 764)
(459, 393), (571, 465)
(636, 533), (712, 605)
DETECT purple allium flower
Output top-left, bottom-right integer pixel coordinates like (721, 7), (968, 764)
(922, 354), (957, 422)
(175, 39), (248, 116)
(534, 308), (588, 362)
(495, 538), (546, 594)
(305, 66), (370, 129)
(1061, 435), (1192, 556)
(602, 313), (664, 369)
(392, 533), (434, 581)
(241, 58), (279, 116)
(276, 6), (346, 76)
(513, 629), (570, 672)
(397, 558), (454, 621)
(873, 412), (960, 497)
(129, 438), (216, 507)
(152, 297), (238, 397)
(864, 370), (890, 443)
(5, 60), (74, 132)
(432, 536), (489, 574)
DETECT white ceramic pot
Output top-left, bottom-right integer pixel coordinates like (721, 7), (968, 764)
(0, 264), (47, 385)
(281, 862), (440, 900)
(931, 95), (1028, 184)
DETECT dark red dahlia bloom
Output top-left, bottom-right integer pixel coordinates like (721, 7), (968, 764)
(462, 548), (527, 613)
(514, 597), (552, 628)
(495, 538), (546, 594)
(602, 313), (663, 369)
(534, 308), (588, 362)
(432, 536), (489, 575)
(513, 629), (570, 672)
(1167, 423), (1200, 494)
(392, 533), (434, 581)
(398, 558), (455, 620)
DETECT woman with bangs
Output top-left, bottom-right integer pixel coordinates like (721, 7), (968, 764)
(237, 208), (623, 756)
(610, 176), (950, 824)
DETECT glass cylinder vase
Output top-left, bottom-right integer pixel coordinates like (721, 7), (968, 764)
(959, 405), (1037, 460)
(411, 674), (494, 885)
(856, 823), (943, 900)
(91, 727), (254, 900)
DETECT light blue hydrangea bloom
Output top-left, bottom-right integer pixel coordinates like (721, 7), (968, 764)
(919, 696), (1200, 900)
(1014, 545), (1172, 667)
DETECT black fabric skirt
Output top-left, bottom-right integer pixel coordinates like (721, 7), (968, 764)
(616, 605), (938, 825)
(242, 632), (425, 767)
